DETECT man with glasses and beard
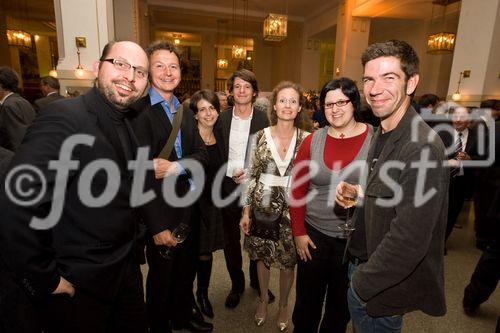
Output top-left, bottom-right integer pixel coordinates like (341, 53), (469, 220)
(0, 41), (150, 332)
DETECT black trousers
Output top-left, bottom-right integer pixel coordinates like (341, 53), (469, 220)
(446, 176), (467, 241)
(292, 226), (350, 333)
(463, 245), (499, 307)
(41, 256), (147, 333)
(221, 205), (258, 291)
(145, 228), (198, 333)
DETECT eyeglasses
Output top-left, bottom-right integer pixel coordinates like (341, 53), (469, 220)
(324, 100), (350, 109)
(102, 58), (148, 79)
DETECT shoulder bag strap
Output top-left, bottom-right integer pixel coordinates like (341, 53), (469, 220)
(158, 104), (183, 159)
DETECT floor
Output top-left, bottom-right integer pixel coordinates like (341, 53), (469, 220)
(142, 201), (499, 332)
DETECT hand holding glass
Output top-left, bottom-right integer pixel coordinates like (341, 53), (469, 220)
(158, 223), (190, 260)
(337, 182), (358, 236)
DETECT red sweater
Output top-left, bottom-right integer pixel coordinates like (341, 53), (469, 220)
(290, 125), (368, 236)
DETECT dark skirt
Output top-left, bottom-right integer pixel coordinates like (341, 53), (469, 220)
(197, 199), (225, 254)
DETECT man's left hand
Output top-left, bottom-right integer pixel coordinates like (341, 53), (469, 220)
(153, 158), (179, 179)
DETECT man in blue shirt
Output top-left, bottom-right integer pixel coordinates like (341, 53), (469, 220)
(131, 40), (209, 333)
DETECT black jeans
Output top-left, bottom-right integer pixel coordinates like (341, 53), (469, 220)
(221, 205), (258, 291)
(145, 229), (198, 333)
(292, 226), (350, 333)
(463, 244), (499, 308)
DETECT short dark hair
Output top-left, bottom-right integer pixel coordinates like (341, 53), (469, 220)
(145, 40), (182, 65)
(269, 81), (309, 131)
(418, 93), (439, 108)
(227, 69), (259, 103)
(0, 66), (20, 93)
(189, 89), (220, 115)
(40, 76), (60, 91)
(361, 40), (419, 81)
(480, 99), (500, 111)
(319, 77), (361, 121)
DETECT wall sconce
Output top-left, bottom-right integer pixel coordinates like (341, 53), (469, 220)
(48, 39), (58, 78)
(451, 70), (470, 101)
(75, 37), (86, 78)
(172, 33), (182, 45)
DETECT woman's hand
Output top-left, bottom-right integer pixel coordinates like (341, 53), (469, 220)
(240, 207), (251, 235)
(294, 235), (316, 262)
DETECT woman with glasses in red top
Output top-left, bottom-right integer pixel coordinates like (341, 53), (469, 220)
(289, 78), (374, 333)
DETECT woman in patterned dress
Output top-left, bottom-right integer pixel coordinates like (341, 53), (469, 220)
(240, 81), (310, 331)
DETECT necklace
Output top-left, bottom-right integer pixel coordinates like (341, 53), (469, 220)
(330, 121), (357, 139)
(202, 132), (214, 145)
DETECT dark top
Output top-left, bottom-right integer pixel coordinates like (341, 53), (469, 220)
(204, 143), (223, 205)
(349, 130), (391, 262)
(0, 87), (141, 302)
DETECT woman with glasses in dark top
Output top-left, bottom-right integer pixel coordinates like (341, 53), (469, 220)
(289, 78), (374, 333)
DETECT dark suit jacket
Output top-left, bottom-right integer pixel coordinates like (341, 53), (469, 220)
(351, 107), (449, 317)
(0, 93), (36, 151)
(0, 146), (13, 177)
(438, 125), (487, 196)
(0, 87), (141, 302)
(131, 95), (208, 235)
(213, 107), (269, 201)
(33, 92), (65, 113)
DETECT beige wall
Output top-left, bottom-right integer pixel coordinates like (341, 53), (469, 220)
(369, 15), (459, 99)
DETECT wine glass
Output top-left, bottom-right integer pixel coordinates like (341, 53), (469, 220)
(337, 182), (358, 237)
(157, 223), (191, 260)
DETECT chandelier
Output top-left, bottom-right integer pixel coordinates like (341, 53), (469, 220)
(6, 30), (32, 48)
(263, 13), (288, 41)
(232, 45), (246, 59)
(427, 32), (455, 53)
(427, 0), (456, 53)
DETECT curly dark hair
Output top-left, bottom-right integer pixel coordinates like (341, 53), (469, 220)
(361, 40), (419, 81)
(0, 66), (20, 93)
(269, 81), (310, 131)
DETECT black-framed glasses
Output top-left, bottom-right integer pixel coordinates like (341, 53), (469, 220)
(102, 58), (148, 79)
(324, 100), (350, 109)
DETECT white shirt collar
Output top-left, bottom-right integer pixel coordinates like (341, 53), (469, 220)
(232, 106), (254, 120)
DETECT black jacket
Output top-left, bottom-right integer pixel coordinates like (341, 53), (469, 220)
(131, 95), (208, 235)
(213, 107), (269, 202)
(0, 87), (142, 302)
(351, 107), (449, 317)
(33, 93), (65, 113)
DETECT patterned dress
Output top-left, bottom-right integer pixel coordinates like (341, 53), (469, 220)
(243, 127), (310, 269)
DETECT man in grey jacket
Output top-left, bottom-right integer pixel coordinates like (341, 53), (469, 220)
(0, 66), (36, 151)
(337, 40), (449, 332)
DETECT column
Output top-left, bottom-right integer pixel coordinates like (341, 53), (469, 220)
(54, 0), (114, 95)
(447, 0), (500, 105)
(200, 31), (216, 90)
(333, 0), (370, 86)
